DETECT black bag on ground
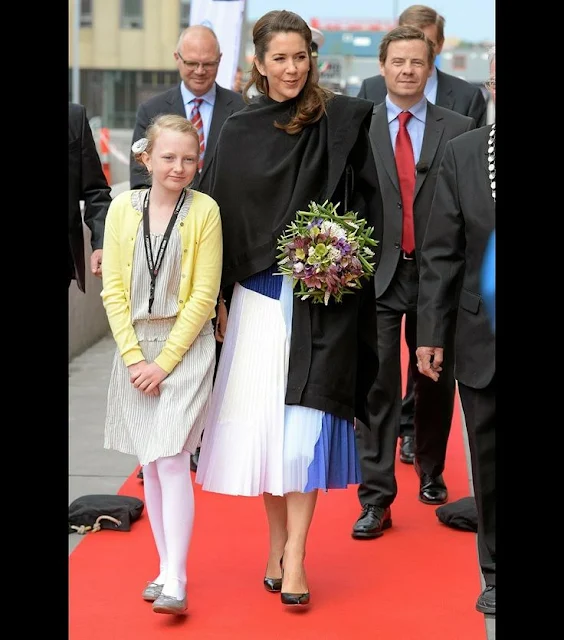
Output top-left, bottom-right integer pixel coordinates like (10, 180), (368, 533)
(435, 496), (478, 532)
(69, 494), (144, 534)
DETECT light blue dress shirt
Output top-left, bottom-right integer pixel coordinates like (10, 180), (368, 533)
(179, 82), (217, 164)
(424, 66), (439, 105)
(385, 95), (427, 165)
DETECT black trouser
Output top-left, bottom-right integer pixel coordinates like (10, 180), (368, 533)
(400, 318), (416, 437)
(356, 258), (456, 507)
(458, 380), (496, 586)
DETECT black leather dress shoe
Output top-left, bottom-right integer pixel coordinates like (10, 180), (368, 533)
(351, 505), (392, 539)
(418, 472), (448, 505)
(399, 435), (415, 464)
(476, 585), (495, 615)
(190, 448), (200, 472)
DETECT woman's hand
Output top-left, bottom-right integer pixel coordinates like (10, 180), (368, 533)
(215, 299), (228, 343)
(128, 361), (168, 396)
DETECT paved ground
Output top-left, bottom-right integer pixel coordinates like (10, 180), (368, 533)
(68, 333), (494, 637)
(68, 333), (137, 554)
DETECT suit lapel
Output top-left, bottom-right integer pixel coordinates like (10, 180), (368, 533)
(435, 68), (455, 111)
(167, 88), (188, 118)
(369, 104), (399, 192)
(414, 103), (444, 199)
(199, 85), (232, 183)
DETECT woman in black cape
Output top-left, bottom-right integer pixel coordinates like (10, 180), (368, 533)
(196, 10), (384, 607)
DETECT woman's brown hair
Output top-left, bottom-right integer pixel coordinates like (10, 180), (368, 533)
(244, 10), (333, 135)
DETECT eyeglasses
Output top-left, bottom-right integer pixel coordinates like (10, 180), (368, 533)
(176, 51), (220, 72)
(485, 78), (496, 91)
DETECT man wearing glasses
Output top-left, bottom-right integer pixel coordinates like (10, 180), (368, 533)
(130, 24), (245, 194)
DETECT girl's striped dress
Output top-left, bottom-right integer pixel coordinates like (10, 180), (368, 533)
(104, 189), (216, 466)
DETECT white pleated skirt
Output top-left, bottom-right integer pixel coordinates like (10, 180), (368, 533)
(195, 270), (360, 497)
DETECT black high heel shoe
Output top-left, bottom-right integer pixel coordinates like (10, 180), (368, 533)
(263, 557), (284, 593)
(280, 591), (310, 606)
(280, 559), (310, 607)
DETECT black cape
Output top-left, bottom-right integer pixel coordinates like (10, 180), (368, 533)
(209, 93), (384, 423)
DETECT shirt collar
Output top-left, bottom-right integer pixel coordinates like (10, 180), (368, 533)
(424, 65), (439, 98)
(385, 94), (428, 123)
(180, 82), (217, 108)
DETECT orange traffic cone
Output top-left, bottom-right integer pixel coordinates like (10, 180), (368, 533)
(100, 127), (112, 184)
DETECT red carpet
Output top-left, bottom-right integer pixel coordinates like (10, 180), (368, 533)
(69, 347), (486, 639)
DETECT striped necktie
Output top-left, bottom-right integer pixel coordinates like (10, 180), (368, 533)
(190, 97), (205, 171)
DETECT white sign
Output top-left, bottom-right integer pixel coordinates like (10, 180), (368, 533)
(190, 0), (245, 91)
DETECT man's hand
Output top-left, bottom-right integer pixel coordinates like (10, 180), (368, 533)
(215, 300), (228, 343)
(416, 346), (444, 382)
(128, 361), (167, 396)
(91, 249), (103, 278)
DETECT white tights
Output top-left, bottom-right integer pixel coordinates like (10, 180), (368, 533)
(142, 449), (194, 600)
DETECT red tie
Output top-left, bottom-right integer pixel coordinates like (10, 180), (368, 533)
(190, 98), (205, 171)
(395, 111), (416, 255)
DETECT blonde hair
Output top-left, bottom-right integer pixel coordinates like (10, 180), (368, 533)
(133, 114), (200, 165)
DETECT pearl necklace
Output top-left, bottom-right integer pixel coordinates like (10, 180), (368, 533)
(488, 124), (495, 201)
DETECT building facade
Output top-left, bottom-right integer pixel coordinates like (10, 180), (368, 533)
(69, 3), (492, 127)
(69, 0), (191, 127)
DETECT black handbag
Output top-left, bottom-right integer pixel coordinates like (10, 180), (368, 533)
(435, 496), (478, 532)
(68, 494), (144, 534)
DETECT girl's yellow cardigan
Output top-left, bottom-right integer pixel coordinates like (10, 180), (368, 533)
(101, 189), (222, 374)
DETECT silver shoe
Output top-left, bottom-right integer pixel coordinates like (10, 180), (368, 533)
(141, 582), (164, 602)
(152, 593), (188, 615)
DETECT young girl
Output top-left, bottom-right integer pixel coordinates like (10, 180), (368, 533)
(101, 114), (222, 615)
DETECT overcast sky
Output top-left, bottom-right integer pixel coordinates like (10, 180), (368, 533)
(247, 1), (495, 43)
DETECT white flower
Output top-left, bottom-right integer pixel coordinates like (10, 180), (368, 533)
(131, 137), (149, 154)
(320, 220), (346, 239)
(329, 247), (342, 262)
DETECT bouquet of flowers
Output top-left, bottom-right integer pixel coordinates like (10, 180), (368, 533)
(276, 200), (378, 305)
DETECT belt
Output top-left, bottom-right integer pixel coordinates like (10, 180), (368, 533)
(401, 250), (415, 261)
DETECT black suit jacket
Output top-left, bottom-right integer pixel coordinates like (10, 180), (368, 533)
(129, 83), (246, 193)
(417, 126), (495, 389)
(358, 68), (487, 127)
(369, 101), (475, 298)
(68, 102), (112, 293)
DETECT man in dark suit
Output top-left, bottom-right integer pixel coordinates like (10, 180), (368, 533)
(130, 24), (245, 194)
(68, 102), (112, 292)
(417, 46), (496, 617)
(352, 25), (475, 541)
(357, 4), (487, 464)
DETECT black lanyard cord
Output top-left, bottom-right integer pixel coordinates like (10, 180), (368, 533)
(142, 188), (186, 314)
